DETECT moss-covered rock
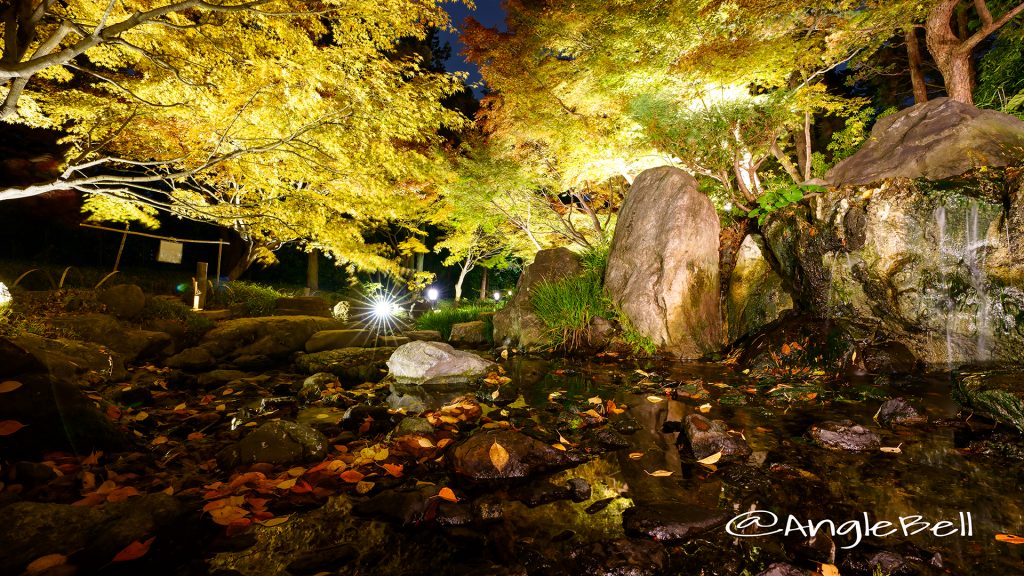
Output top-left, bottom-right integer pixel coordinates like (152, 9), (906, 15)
(953, 371), (1024, 431)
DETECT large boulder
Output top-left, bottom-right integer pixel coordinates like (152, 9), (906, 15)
(449, 320), (490, 347)
(726, 234), (794, 343)
(605, 166), (724, 358)
(386, 341), (496, 385)
(199, 315), (345, 361)
(828, 98), (1024, 186)
(492, 247), (583, 350)
(275, 296), (331, 317)
(8, 333), (126, 382)
(0, 494), (183, 575)
(48, 313), (173, 362)
(764, 176), (1024, 364)
(97, 283), (146, 318)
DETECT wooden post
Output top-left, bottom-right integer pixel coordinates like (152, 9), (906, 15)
(215, 242), (223, 288)
(113, 223), (129, 272)
(306, 249), (319, 295)
(195, 262), (208, 310)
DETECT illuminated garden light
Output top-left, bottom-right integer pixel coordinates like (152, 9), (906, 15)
(426, 287), (439, 302)
(0, 282), (11, 313)
(493, 291), (502, 301)
(355, 281), (412, 336)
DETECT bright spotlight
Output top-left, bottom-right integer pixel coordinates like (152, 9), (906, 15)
(372, 297), (396, 320)
(426, 287), (439, 302)
(493, 291), (501, 301)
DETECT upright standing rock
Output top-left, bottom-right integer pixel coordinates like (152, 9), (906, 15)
(605, 167), (723, 358)
(726, 234), (793, 343)
(492, 248), (582, 350)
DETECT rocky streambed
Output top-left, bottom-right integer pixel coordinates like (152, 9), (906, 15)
(2, 322), (1024, 576)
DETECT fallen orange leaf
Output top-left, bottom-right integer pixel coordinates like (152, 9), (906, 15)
(25, 553), (67, 573)
(0, 420), (27, 435)
(0, 380), (23, 393)
(437, 487), (458, 502)
(380, 463), (404, 478)
(112, 537), (155, 562)
(996, 533), (1024, 544)
(339, 469), (365, 483)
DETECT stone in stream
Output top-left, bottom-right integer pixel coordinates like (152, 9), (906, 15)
(808, 420), (881, 452)
(196, 368), (250, 388)
(164, 345), (217, 372)
(199, 315), (344, 360)
(6, 332), (127, 382)
(953, 370), (1024, 432)
(0, 493), (183, 575)
(217, 420), (327, 468)
(605, 166), (724, 358)
(450, 430), (585, 482)
(684, 413), (752, 463)
(295, 347), (395, 383)
(877, 397), (928, 426)
(386, 341), (496, 385)
(570, 538), (669, 576)
(298, 372), (342, 403)
(621, 502), (729, 542)
(756, 563), (811, 576)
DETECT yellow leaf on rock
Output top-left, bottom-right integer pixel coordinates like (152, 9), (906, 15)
(287, 467), (306, 477)
(698, 403), (712, 413)
(552, 443), (567, 451)
(276, 478), (297, 490)
(880, 444), (903, 454)
(489, 441), (510, 471)
(819, 563), (841, 576)
(173, 403), (186, 412)
(25, 553), (67, 573)
(696, 451), (723, 465)
(646, 469), (673, 477)
(209, 505), (249, 526)
(628, 452), (644, 459)
(646, 395), (664, 403)
(258, 516), (290, 527)
(587, 396), (602, 404)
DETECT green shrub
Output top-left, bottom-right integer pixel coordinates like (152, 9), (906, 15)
(531, 272), (611, 351)
(211, 281), (284, 316)
(141, 297), (214, 339)
(415, 304), (494, 341)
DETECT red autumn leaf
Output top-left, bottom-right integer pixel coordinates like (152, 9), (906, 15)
(380, 463), (404, 478)
(358, 416), (373, 435)
(339, 469), (364, 483)
(112, 537), (155, 562)
(0, 420), (27, 435)
(228, 471), (265, 489)
(105, 405), (122, 421)
(290, 479), (313, 493)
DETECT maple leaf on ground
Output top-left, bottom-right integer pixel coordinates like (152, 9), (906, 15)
(112, 537), (155, 562)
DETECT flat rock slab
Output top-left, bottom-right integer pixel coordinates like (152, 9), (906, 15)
(200, 315), (345, 360)
(449, 320), (489, 346)
(808, 420), (881, 452)
(306, 329), (374, 352)
(218, 420), (327, 468)
(402, 330), (443, 342)
(295, 347), (395, 384)
(621, 502), (729, 542)
(387, 341), (496, 385)
(828, 97), (1024, 186)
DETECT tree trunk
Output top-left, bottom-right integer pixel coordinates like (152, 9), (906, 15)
(479, 267), (489, 300)
(306, 249), (319, 295)
(925, 0), (1024, 105)
(905, 27), (929, 104)
(454, 253), (474, 302)
(802, 111), (813, 181)
(227, 239), (258, 281)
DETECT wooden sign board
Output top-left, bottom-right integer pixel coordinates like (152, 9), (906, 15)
(157, 240), (183, 264)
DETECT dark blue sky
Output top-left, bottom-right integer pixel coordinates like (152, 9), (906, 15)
(439, 0), (507, 95)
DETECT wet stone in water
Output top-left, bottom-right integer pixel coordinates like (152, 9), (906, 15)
(756, 563), (811, 576)
(877, 397), (927, 426)
(621, 502), (729, 542)
(570, 538), (669, 576)
(807, 420), (881, 452)
(566, 478), (592, 502)
(684, 413), (752, 462)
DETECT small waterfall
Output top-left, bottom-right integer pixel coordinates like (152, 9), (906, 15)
(966, 200), (991, 361)
(934, 205), (954, 368)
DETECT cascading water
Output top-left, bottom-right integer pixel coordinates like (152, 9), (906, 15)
(934, 205), (954, 368)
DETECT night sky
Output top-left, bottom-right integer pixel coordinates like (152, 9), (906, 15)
(439, 0), (507, 96)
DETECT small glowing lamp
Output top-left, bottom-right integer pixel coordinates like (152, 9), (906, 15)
(372, 298), (396, 320)
(493, 291), (502, 301)
(0, 282), (11, 310)
(426, 287), (439, 302)
(724, 202), (733, 212)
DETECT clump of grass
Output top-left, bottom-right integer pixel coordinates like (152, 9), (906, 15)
(530, 272), (611, 351)
(618, 313), (657, 356)
(141, 297), (214, 339)
(415, 304), (495, 341)
(210, 281), (284, 316)
(579, 244), (609, 277)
